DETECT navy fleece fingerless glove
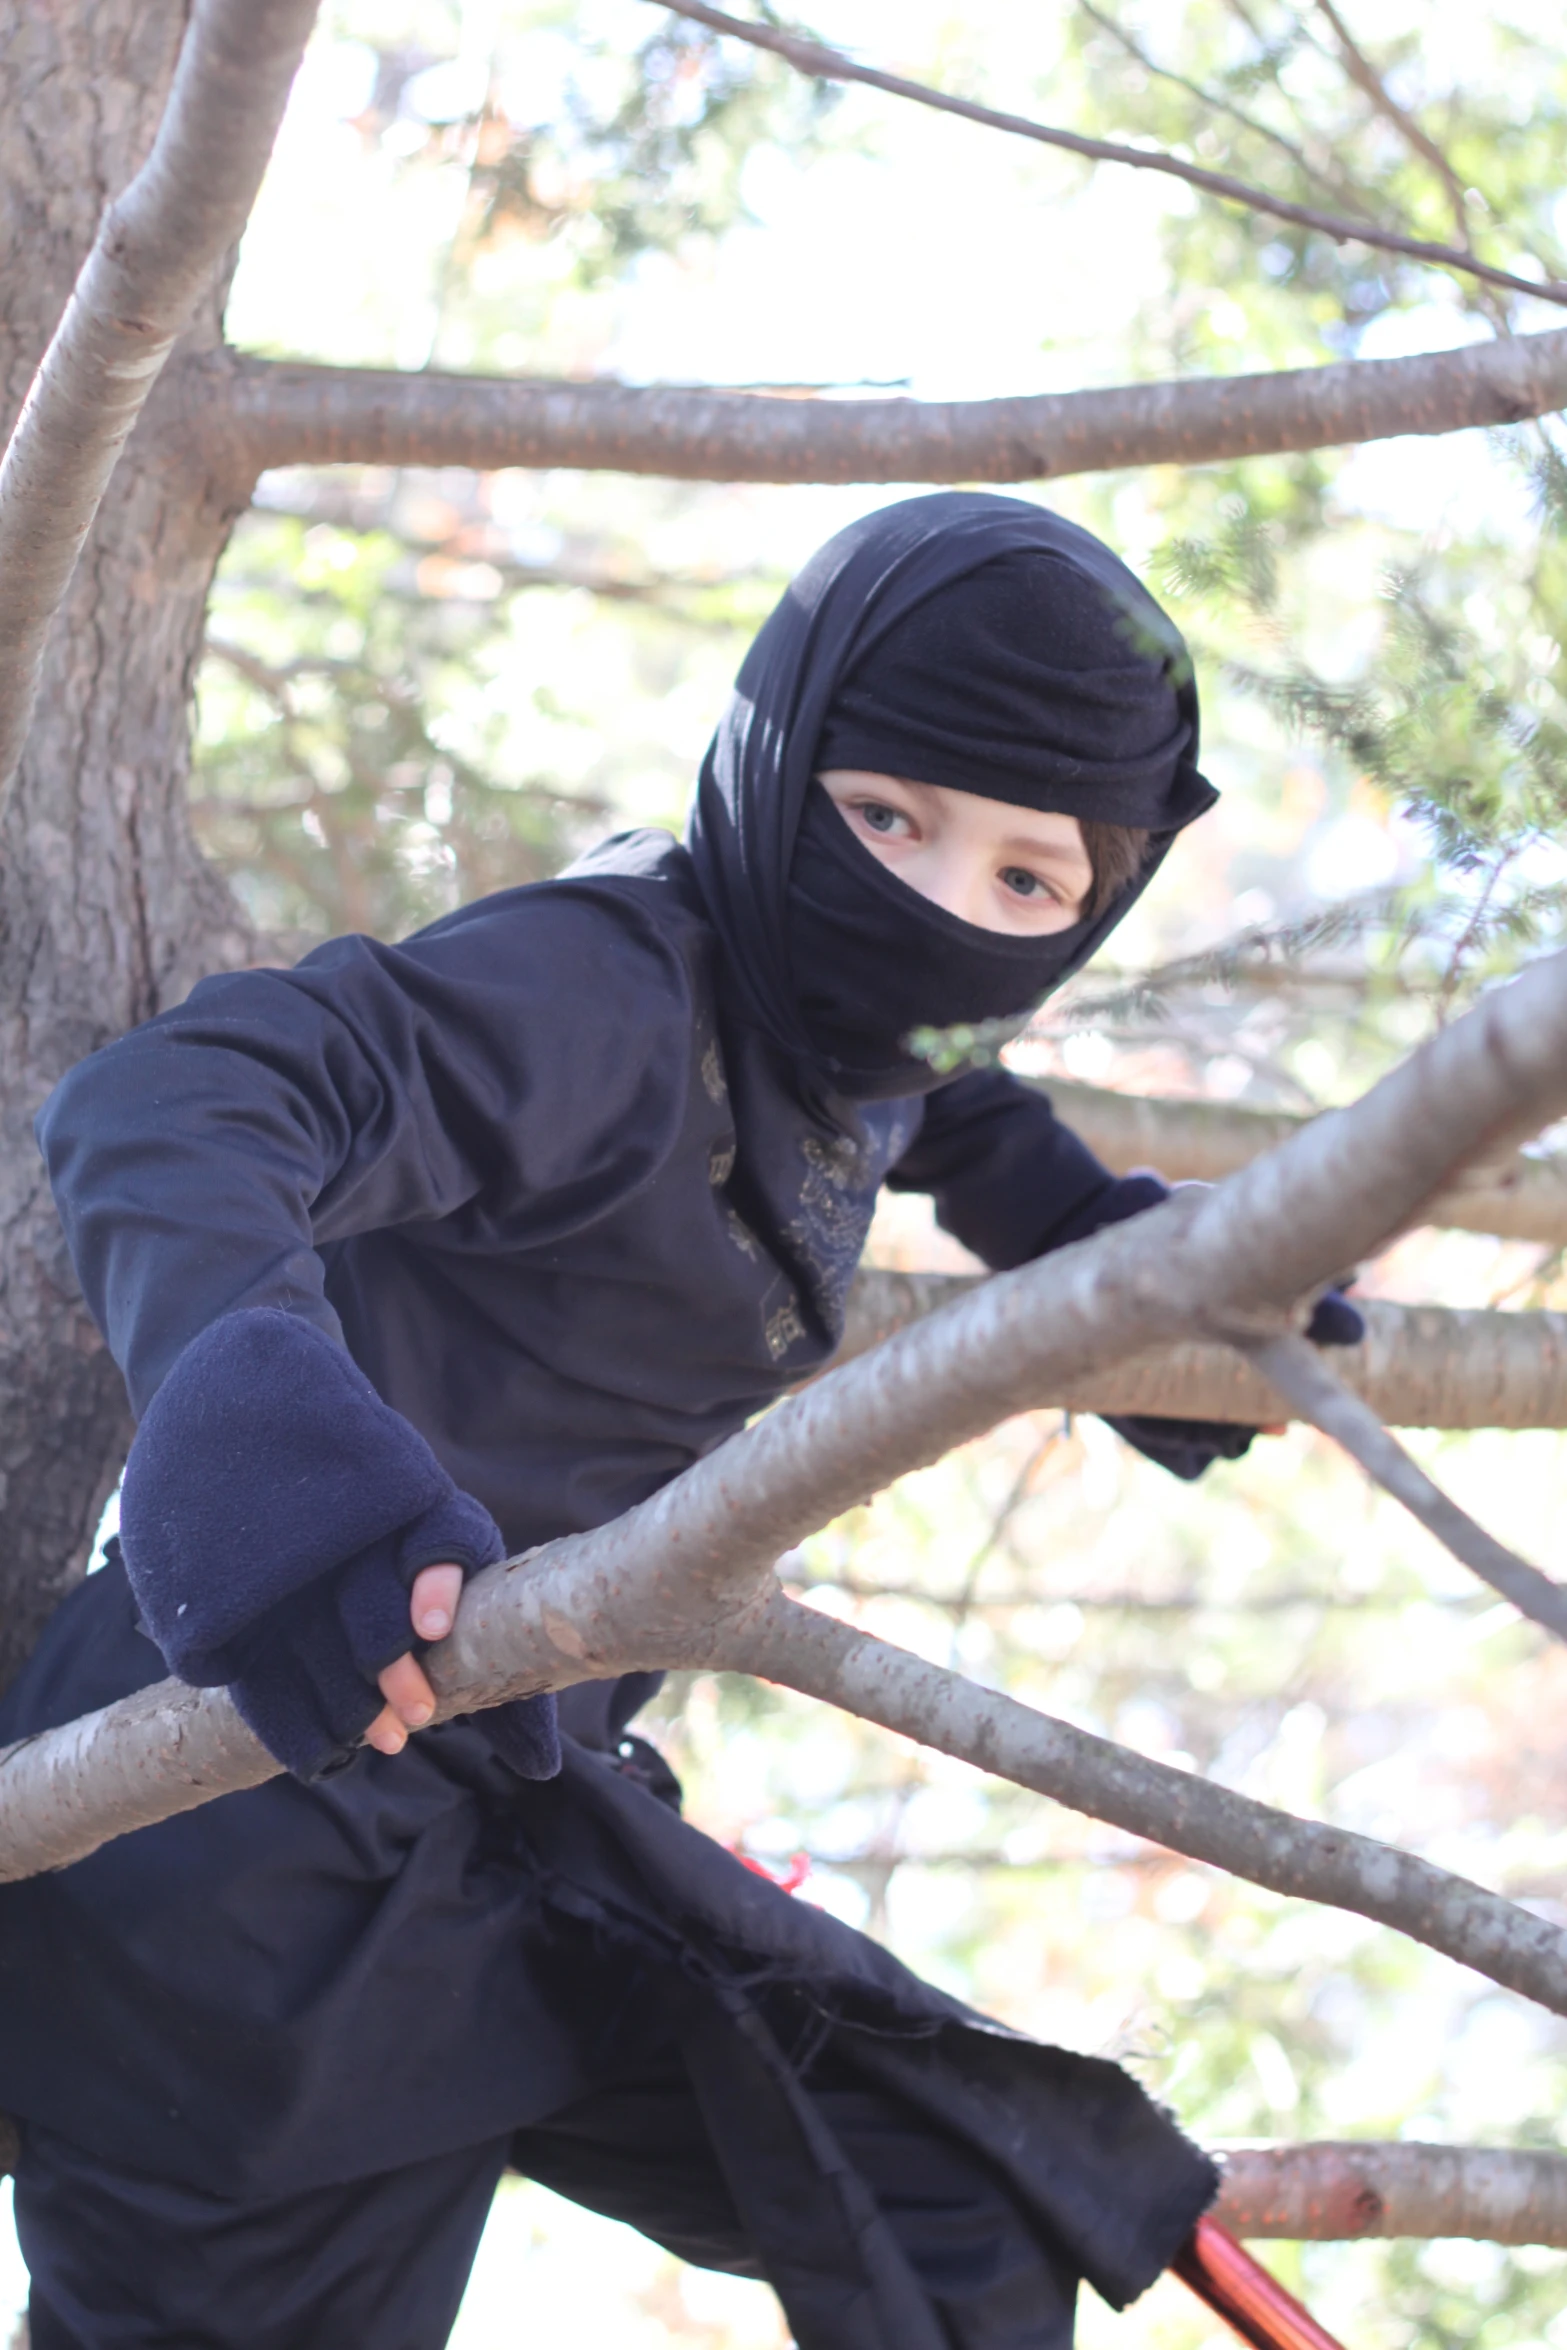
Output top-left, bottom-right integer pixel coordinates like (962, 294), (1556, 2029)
(119, 1308), (561, 1782)
(1052, 1172), (1364, 1482)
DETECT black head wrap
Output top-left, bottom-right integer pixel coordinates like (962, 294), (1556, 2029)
(686, 492), (1216, 1097)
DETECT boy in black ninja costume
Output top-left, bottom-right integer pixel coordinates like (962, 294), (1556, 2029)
(0, 492), (1357, 2349)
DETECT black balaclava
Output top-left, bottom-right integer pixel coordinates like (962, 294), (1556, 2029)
(687, 492), (1216, 1099)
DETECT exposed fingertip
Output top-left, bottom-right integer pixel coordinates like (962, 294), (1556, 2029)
(417, 1609), (451, 1640)
(402, 1702), (433, 1729)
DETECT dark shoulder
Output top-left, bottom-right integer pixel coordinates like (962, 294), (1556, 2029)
(291, 832), (711, 1029)
(408, 830), (705, 960)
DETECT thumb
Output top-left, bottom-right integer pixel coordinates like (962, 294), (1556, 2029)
(409, 1562), (465, 1643)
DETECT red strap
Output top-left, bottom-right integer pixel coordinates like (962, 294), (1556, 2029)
(1173, 2216), (1350, 2350)
(734, 1850), (811, 1894)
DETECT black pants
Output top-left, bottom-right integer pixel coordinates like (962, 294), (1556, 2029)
(17, 2047), (1074, 2350)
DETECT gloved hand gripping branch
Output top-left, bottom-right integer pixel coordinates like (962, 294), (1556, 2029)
(119, 1308), (561, 1782)
(1055, 1173), (1365, 1482)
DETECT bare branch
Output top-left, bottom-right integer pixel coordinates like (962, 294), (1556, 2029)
(0, 0), (319, 793)
(1239, 1331), (1567, 1637)
(839, 1283), (1567, 1433)
(1075, 0), (1365, 214)
(729, 1591), (1567, 2011)
(1034, 1077), (1567, 1246)
(788, 1569), (1482, 1615)
(651, 0), (1567, 310)
(1216, 2140), (1567, 2248)
(1313, 0), (1476, 250)
(5, 1571), (1567, 2012)
(176, 330), (1567, 493)
(1, 952), (1566, 2017)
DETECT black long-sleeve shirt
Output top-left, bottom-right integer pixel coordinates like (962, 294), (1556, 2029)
(40, 830), (1114, 1548)
(0, 832), (1224, 2285)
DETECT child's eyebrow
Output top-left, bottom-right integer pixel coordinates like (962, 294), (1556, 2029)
(999, 828), (1092, 866)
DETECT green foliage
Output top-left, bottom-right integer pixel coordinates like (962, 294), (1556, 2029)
(1136, 434), (1567, 1042)
(459, 10), (841, 281)
(195, 486), (778, 941)
(1061, 0), (1567, 363)
(645, 1417), (1567, 2346)
(182, 9), (1567, 2340)
(195, 508), (592, 940)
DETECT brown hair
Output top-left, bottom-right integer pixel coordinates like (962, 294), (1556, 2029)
(1079, 819), (1151, 918)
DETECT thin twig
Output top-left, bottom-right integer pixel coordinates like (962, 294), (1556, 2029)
(1076, 0), (1366, 215)
(1240, 1331), (1567, 1639)
(1313, 0), (1475, 252)
(787, 1570), (1484, 1615)
(0, 0), (321, 793)
(651, 0), (1567, 311)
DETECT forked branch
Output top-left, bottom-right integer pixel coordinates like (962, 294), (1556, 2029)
(4, 954), (1567, 2019)
(0, 0), (320, 791)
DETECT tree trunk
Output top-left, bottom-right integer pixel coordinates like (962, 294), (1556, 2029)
(0, 1), (254, 1683)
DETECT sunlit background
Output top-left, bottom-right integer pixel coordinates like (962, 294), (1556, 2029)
(14, 0), (1567, 2340)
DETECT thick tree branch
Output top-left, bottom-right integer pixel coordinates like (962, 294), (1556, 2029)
(652, 0), (1567, 311)
(1238, 1331), (1567, 1638)
(4, 954), (1567, 2024)
(0, 0), (319, 794)
(1035, 1077), (1567, 1246)
(1215, 2141), (1567, 2248)
(839, 1285), (1567, 1432)
(170, 331), (1567, 495)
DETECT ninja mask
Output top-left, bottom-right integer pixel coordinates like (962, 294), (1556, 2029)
(687, 493), (1216, 1098)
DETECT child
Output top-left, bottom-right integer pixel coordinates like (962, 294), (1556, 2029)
(0, 492), (1336, 2348)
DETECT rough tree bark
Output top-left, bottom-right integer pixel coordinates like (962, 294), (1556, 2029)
(0, 1), (267, 1687)
(0, 0), (320, 784)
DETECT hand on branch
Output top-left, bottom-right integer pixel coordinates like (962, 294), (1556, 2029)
(366, 1563), (465, 1756)
(10, 944), (1567, 2016)
(1061, 1170), (1363, 1477)
(117, 1308), (559, 1782)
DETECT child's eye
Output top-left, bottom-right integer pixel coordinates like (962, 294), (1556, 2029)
(1000, 866), (1050, 899)
(858, 801), (905, 836)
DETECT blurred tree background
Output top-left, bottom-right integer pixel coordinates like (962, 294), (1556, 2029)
(121, 0), (1567, 2341)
